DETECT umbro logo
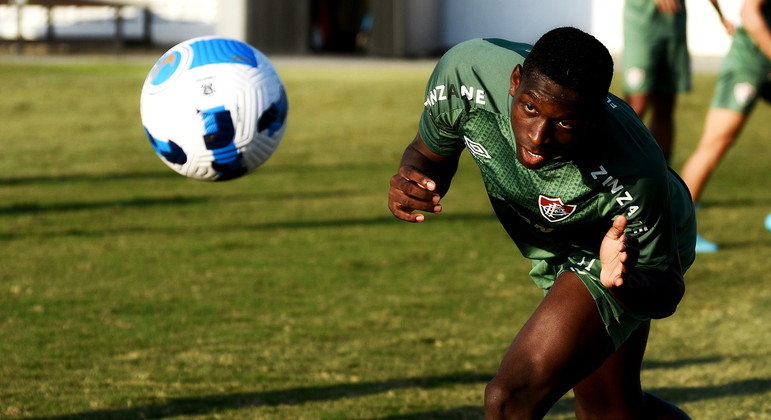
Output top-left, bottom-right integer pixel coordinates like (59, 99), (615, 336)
(464, 136), (491, 159)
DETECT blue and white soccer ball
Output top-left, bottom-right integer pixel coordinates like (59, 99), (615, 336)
(140, 36), (287, 181)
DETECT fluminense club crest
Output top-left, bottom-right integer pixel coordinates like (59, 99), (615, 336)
(538, 195), (577, 222)
(733, 82), (757, 107)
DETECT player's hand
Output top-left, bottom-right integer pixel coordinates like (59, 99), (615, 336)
(721, 18), (736, 35)
(600, 216), (639, 288)
(654, 0), (682, 14)
(388, 165), (442, 223)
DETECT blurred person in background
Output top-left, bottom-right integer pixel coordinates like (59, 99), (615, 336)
(623, 0), (734, 162)
(680, 0), (771, 252)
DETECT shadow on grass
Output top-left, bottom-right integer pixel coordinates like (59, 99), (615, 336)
(642, 356), (724, 370)
(31, 372), (492, 420)
(378, 397), (576, 419)
(378, 406), (482, 419)
(0, 188), (369, 216)
(0, 212), (498, 240)
(0, 170), (177, 186)
(652, 377), (771, 403)
(699, 197), (771, 208)
(27, 368), (771, 419)
(0, 196), (208, 215)
(34, 376), (770, 420)
(377, 376), (771, 419)
(531, 378), (771, 420)
(711, 239), (771, 251)
(0, 161), (393, 186)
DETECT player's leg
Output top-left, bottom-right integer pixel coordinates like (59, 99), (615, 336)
(679, 108), (746, 203)
(572, 322), (647, 418)
(625, 93), (649, 118)
(573, 321), (690, 419)
(483, 271), (616, 419)
(679, 108), (746, 253)
(622, 0), (654, 121)
(648, 93), (676, 161)
(571, 161), (696, 419)
(682, 27), (766, 204)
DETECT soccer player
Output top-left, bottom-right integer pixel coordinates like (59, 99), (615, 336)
(680, 0), (771, 253)
(388, 27), (696, 419)
(623, 0), (733, 162)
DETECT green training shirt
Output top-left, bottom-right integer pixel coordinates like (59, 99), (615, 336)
(418, 38), (693, 275)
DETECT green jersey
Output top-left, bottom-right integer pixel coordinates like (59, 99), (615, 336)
(418, 38), (695, 277)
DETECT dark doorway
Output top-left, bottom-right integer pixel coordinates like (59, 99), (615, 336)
(310, 0), (371, 53)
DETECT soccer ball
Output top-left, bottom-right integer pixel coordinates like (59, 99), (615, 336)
(140, 36), (287, 181)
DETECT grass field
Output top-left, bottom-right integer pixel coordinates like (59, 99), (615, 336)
(0, 55), (769, 419)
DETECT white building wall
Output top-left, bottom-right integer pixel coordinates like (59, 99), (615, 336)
(441, 0), (595, 47)
(0, 0), (745, 58)
(216, 0), (248, 42)
(440, 0), (741, 58)
(0, 0), (217, 45)
(683, 0), (741, 57)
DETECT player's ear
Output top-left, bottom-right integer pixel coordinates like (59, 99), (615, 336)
(510, 65), (522, 96)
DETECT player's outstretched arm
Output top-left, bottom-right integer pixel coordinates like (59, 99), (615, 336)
(388, 133), (460, 223)
(708, 0), (736, 34)
(600, 215), (685, 319)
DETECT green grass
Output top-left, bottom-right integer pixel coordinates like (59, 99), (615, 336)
(0, 57), (769, 419)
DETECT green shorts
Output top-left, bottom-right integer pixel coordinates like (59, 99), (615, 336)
(711, 28), (771, 114)
(528, 174), (697, 350)
(529, 256), (649, 350)
(622, 0), (691, 94)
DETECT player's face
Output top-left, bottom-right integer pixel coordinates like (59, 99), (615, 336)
(509, 65), (594, 169)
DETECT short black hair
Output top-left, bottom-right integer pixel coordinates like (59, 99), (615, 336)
(522, 27), (613, 106)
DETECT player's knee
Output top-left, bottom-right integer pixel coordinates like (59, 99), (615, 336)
(484, 378), (520, 417)
(484, 378), (507, 411)
(484, 374), (549, 418)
